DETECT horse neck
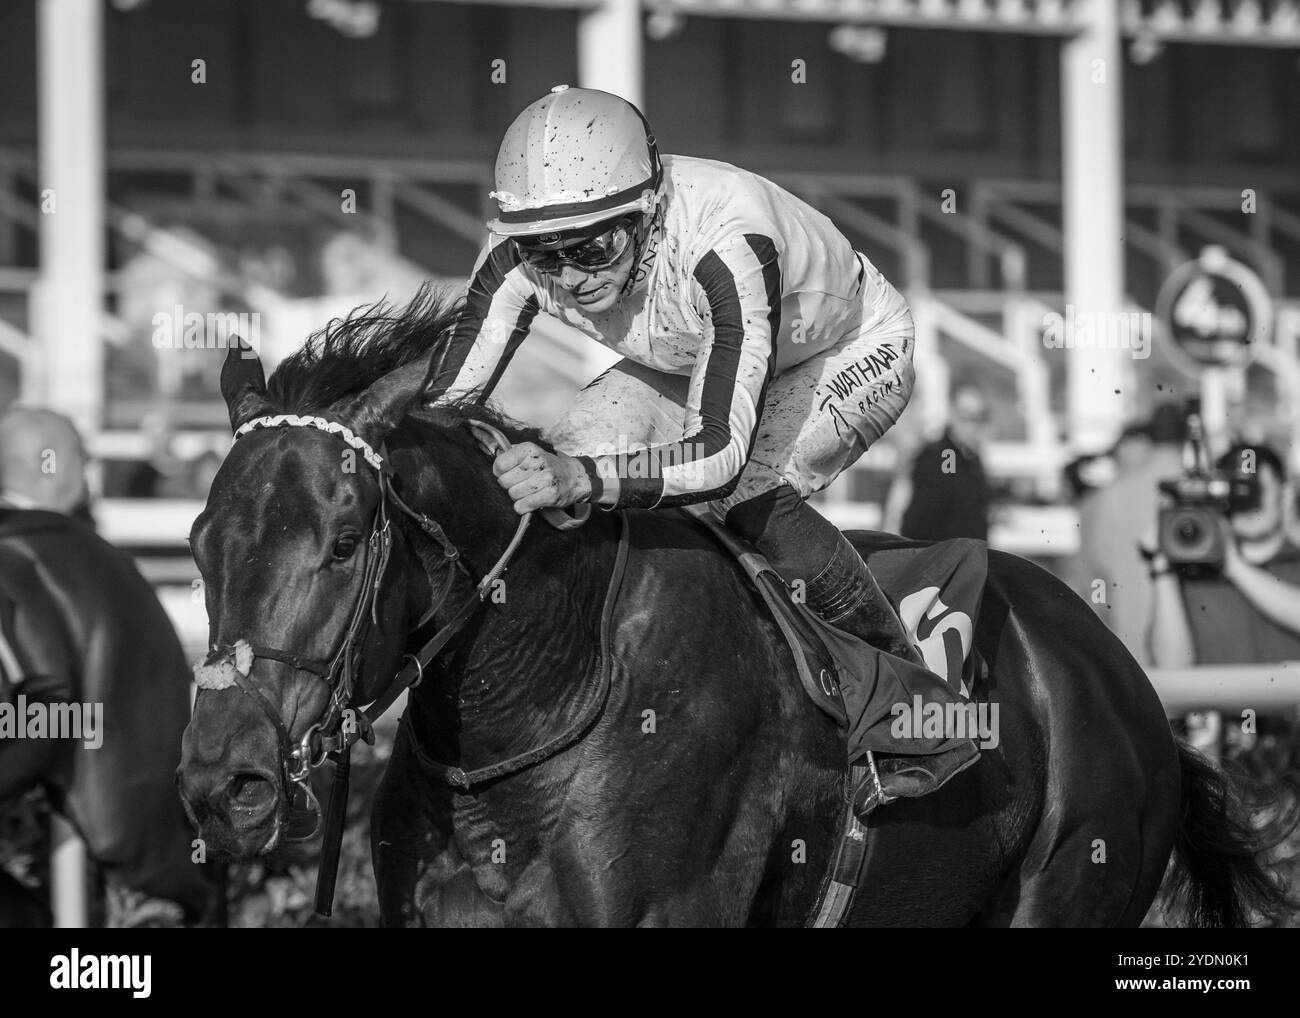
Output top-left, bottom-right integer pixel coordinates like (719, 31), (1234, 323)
(395, 430), (521, 584)
(394, 425), (617, 781)
(428, 524), (614, 772)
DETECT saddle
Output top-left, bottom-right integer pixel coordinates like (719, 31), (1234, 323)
(681, 506), (989, 721)
(680, 506), (990, 927)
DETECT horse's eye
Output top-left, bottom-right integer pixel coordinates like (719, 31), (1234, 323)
(332, 535), (359, 561)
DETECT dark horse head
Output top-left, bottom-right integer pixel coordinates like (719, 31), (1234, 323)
(176, 286), (527, 857)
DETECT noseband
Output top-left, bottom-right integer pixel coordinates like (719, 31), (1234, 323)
(193, 413), (532, 838)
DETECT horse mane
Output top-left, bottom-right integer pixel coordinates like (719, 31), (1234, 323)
(261, 280), (554, 452)
(264, 283), (464, 415)
(420, 394), (551, 450)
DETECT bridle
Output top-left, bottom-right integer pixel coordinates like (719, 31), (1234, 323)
(193, 413), (533, 839)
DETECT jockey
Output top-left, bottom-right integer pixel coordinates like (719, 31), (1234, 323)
(427, 85), (978, 816)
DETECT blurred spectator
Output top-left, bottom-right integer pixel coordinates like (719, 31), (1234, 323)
(886, 382), (995, 542)
(1146, 441), (1300, 668)
(248, 224), (431, 369)
(185, 449), (224, 500)
(0, 407), (219, 925)
(1062, 451), (1111, 501)
(124, 411), (184, 498)
(0, 407), (93, 523)
(1076, 403), (1187, 667)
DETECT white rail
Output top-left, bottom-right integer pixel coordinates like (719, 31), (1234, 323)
(49, 816), (88, 928)
(1147, 663), (1300, 715)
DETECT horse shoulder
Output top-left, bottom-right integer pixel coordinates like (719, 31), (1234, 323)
(546, 513), (841, 924)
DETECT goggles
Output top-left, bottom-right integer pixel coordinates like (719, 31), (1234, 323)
(514, 217), (637, 274)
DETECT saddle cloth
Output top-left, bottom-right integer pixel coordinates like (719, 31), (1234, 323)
(682, 508), (990, 756)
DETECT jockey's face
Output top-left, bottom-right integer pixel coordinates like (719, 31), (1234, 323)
(516, 216), (640, 314)
(553, 244), (637, 314)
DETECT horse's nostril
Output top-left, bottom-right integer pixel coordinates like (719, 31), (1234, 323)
(226, 772), (277, 810)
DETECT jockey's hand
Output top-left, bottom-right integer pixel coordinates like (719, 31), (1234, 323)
(493, 442), (592, 514)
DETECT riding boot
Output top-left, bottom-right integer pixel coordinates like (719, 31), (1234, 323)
(803, 529), (980, 814)
(724, 487), (979, 817)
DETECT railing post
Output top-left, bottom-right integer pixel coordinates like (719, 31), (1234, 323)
(0, 158), (16, 266)
(372, 170), (397, 248)
(50, 815), (89, 928)
(897, 182), (921, 281)
(969, 186), (990, 291)
(1062, 0), (1127, 454)
(1012, 297), (1058, 498)
(908, 289), (948, 437)
(35, 0), (105, 436)
(579, 0), (643, 107)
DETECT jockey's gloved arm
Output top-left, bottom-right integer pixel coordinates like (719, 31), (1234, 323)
(579, 234), (781, 510)
(425, 237), (541, 404)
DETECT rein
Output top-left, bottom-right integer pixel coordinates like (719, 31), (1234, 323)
(192, 412), (564, 913)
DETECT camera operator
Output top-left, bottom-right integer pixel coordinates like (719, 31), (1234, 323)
(1145, 441), (1300, 668)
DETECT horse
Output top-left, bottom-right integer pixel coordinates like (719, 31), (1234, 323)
(0, 507), (225, 927)
(177, 288), (1288, 927)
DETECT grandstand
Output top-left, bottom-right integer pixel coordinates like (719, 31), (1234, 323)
(1, 0), (1299, 931)
(0, 0), (1295, 645)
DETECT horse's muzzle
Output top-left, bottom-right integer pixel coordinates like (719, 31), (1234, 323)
(177, 762), (285, 859)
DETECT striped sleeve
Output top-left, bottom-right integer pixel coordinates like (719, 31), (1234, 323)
(582, 233), (781, 509)
(425, 238), (542, 403)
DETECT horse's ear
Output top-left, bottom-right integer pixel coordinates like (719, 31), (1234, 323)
(220, 338), (271, 433)
(332, 358), (429, 446)
(466, 419), (512, 458)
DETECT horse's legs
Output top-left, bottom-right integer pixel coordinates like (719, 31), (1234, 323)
(371, 730), (503, 927)
(0, 866), (50, 928)
(372, 734), (434, 927)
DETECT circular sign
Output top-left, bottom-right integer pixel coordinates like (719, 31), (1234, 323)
(1154, 246), (1273, 377)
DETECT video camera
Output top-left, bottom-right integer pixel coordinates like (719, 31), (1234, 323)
(1156, 400), (1263, 567)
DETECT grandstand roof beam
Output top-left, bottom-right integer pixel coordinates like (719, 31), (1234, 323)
(646, 0), (1300, 47)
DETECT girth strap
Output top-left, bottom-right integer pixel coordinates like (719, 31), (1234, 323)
(808, 760), (871, 928)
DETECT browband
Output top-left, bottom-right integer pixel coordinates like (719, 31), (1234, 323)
(234, 414), (386, 472)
